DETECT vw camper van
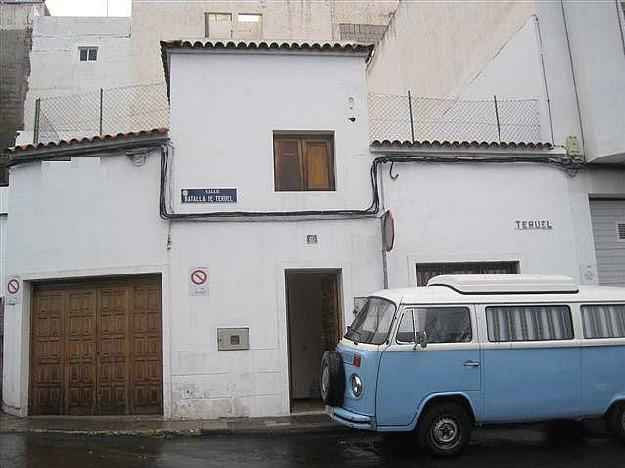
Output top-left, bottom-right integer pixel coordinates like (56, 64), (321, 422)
(320, 275), (625, 457)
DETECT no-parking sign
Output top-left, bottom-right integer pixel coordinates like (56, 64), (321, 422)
(189, 267), (209, 296)
(5, 275), (22, 305)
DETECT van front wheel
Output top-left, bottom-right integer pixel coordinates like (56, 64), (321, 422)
(417, 402), (472, 457)
(607, 403), (625, 444)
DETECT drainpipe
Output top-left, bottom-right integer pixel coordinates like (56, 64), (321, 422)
(533, 14), (556, 145)
(616, 0), (625, 58)
(559, 0), (586, 150)
(379, 166), (389, 289)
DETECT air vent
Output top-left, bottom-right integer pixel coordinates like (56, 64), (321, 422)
(618, 222), (625, 241)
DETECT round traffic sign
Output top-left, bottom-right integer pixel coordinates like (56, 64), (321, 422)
(191, 269), (207, 286)
(382, 210), (395, 252)
(7, 278), (20, 295)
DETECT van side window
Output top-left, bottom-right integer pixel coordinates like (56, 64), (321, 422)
(396, 311), (415, 343)
(486, 305), (573, 342)
(581, 304), (625, 339)
(412, 307), (472, 343)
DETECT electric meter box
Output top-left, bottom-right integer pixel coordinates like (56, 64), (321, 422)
(217, 327), (250, 351)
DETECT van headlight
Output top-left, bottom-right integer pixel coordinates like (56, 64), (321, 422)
(350, 374), (363, 397)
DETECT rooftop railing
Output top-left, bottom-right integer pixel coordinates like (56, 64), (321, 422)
(368, 92), (543, 144)
(29, 84), (543, 145)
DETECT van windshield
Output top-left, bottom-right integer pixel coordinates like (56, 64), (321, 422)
(345, 297), (396, 345)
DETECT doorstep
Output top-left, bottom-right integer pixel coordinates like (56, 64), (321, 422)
(0, 410), (347, 438)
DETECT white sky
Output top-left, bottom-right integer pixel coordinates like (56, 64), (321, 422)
(46, 0), (131, 17)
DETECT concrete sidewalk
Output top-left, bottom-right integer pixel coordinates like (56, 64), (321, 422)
(0, 410), (343, 437)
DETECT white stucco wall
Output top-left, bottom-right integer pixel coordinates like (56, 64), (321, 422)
(18, 17), (133, 144)
(553, 2), (625, 162)
(167, 219), (381, 418)
(366, 1), (534, 97)
(169, 51), (373, 213)
(131, 0), (398, 88)
(458, 18), (552, 143)
(379, 159), (598, 288)
(2, 151), (170, 415)
(456, 2), (625, 161)
(165, 49), (383, 417)
(0, 186), (7, 296)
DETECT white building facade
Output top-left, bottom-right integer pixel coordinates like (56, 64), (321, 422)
(3, 41), (624, 419)
(17, 16), (133, 145)
(368, 0), (625, 287)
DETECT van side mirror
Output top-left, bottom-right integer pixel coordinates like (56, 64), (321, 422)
(416, 330), (428, 349)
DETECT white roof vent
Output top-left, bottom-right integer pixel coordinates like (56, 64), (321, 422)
(427, 274), (579, 294)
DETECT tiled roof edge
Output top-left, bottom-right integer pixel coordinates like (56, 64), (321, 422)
(370, 139), (554, 151)
(8, 128), (169, 154)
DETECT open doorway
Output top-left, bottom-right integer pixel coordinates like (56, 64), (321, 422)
(285, 270), (342, 413)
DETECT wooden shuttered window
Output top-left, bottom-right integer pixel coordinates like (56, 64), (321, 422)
(274, 134), (335, 191)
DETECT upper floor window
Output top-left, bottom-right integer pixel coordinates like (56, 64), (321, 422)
(205, 12), (232, 38)
(273, 134), (335, 191)
(205, 12), (262, 39)
(339, 23), (387, 43)
(79, 47), (98, 62)
(237, 13), (262, 39)
(486, 305), (573, 342)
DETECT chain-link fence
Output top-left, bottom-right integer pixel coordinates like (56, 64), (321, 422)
(368, 93), (543, 143)
(32, 85), (542, 145)
(34, 82), (169, 144)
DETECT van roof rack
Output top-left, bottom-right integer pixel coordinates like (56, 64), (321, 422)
(426, 274), (579, 295)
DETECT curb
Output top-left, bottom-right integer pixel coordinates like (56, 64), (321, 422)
(0, 428), (200, 438)
(0, 423), (351, 438)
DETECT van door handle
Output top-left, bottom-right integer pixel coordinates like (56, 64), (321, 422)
(463, 360), (480, 367)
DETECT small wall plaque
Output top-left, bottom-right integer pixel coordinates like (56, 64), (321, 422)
(515, 220), (553, 230)
(181, 188), (237, 203)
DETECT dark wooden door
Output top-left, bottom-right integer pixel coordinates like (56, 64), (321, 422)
(98, 285), (129, 415)
(30, 276), (162, 416)
(65, 288), (97, 415)
(320, 274), (341, 351)
(30, 288), (65, 414)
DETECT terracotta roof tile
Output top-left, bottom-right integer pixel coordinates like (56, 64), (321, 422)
(8, 128), (169, 154)
(161, 39), (373, 57)
(370, 139), (554, 151)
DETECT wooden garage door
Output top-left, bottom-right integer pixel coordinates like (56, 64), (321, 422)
(29, 276), (162, 415)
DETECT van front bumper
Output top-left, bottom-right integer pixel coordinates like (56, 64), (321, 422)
(329, 406), (375, 430)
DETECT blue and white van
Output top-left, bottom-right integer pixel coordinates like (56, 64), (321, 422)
(320, 274), (625, 456)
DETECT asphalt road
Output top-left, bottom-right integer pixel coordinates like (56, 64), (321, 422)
(1, 424), (624, 468)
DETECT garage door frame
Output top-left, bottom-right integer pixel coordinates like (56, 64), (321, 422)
(589, 198), (625, 287)
(28, 274), (164, 416)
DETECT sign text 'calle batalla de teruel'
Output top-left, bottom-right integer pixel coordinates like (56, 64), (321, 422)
(181, 188), (237, 203)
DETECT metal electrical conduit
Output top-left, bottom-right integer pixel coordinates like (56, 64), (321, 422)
(158, 144), (582, 222)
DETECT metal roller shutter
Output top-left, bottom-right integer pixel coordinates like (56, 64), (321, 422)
(590, 199), (625, 286)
